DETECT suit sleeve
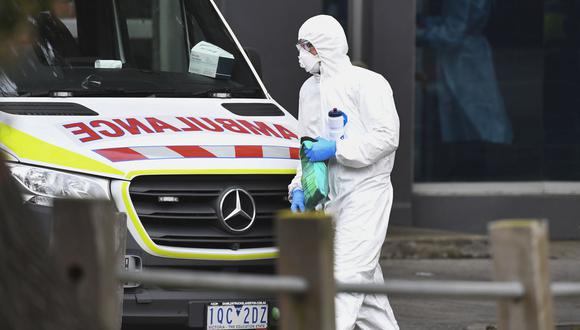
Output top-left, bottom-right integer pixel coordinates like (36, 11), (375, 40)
(288, 83), (308, 198)
(288, 163), (302, 201)
(335, 76), (399, 168)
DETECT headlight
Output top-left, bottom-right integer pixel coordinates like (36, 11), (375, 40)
(7, 163), (110, 206)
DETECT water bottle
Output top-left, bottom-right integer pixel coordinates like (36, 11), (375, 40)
(328, 108), (345, 141)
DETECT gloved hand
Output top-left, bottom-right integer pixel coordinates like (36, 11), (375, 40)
(290, 189), (305, 213)
(305, 137), (336, 162)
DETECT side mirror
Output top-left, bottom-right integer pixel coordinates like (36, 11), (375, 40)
(244, 47), (263, 79)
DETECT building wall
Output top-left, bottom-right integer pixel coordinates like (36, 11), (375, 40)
(216, 0), (323, 117)
(367, 0), (416, 226)
(413, 193), (580, 239)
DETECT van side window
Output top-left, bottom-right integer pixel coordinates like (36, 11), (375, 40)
(119, 0), (188, 73)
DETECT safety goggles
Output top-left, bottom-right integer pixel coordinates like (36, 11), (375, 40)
(296, 39), (315, 53)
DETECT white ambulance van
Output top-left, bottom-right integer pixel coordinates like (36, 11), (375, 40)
(0, 0), (298, 328)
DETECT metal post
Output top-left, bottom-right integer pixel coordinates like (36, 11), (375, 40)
(489, 220), (555, 330)
(348, 0), (364, 63)
(277, 211), (335, 330)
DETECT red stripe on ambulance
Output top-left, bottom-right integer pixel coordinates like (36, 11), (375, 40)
(235, 146), (263, 158)
(93, 145), (300, 162)
(289, 148), (300, 159)
(94, 147), (147, 162)
(168, 145), (217, 158)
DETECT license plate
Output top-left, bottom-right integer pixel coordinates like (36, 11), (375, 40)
(206, 301), (268, 330)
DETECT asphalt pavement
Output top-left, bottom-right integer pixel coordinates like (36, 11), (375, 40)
(382, 227), (580, 329)
(382, 258), (580, 330)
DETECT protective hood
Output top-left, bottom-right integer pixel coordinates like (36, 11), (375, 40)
(298, 15), (352, 78)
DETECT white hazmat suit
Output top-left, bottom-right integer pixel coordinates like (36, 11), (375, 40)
(288, 15), (400, 330)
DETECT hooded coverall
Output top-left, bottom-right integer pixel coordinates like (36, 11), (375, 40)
(288, 15), (400, 330)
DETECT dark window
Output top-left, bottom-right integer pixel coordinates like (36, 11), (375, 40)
(415, 0), (580, 181)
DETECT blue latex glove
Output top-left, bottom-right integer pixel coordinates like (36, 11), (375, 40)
(305, 137), (336, 162)
(290, 189), (305, 213)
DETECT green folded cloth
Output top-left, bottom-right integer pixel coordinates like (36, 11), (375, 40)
(300, 140), (329, 210)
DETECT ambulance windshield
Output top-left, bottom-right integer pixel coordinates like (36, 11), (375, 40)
(0, 0), (265, 98)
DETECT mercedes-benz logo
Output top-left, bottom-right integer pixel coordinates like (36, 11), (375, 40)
(217, 187), (256, 233)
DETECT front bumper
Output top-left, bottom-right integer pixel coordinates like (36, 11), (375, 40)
(123, 288), (279, 328)
(123, 234), (280, 328)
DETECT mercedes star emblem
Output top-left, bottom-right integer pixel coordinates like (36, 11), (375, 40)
(218, 188), (256, 233)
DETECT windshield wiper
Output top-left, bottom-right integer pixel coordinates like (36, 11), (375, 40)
(116, 87), (263, 98)
(17, 87), (264, 98)
(184, 87), (264, 98)
(18, 88), (175, 97)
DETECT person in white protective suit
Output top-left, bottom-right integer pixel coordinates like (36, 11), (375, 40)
(288, 15), (400, 330)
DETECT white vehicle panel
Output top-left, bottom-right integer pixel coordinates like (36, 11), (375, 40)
(0, 98), (299, 179)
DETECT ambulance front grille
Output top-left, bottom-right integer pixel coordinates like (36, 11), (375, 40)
(128, 174), (293, 250)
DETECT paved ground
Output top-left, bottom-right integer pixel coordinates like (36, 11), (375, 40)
(123, 226), (580, 329)
(382, 258), (580, 329)
(124, 257), (580, 330)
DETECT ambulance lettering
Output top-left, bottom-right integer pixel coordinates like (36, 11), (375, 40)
(175, 117), (202, 132)
(63, 122), (102, 142)
(237, 120), (282, 138)
(90, 120), (125, 137)
(113, 118), (155, 134)
(62, 116), (298, 143)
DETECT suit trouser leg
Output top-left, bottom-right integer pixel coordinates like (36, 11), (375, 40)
(355, 264), (399, 330)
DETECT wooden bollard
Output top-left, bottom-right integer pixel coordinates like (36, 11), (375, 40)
(52, 199), (126, 330)
(0, 161), (57, 329)
(113, 213), (127, 330)
(489, 220), (555, 330)
(277, 211), (335, 330)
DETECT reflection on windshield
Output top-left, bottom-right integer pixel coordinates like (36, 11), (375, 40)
(0, 72), (17, 96)
(0, 0), (264, 98)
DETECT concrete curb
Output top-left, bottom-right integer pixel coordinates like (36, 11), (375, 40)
(381, 227), (580, 260)
(382, 236), (490, 259)
(382, 227), (489, 259)
(466, 324), (580, 330)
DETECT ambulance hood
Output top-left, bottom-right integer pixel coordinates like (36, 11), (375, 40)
(0, 98), (299, 180)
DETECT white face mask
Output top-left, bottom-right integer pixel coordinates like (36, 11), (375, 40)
(298, 48), (321, 74)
